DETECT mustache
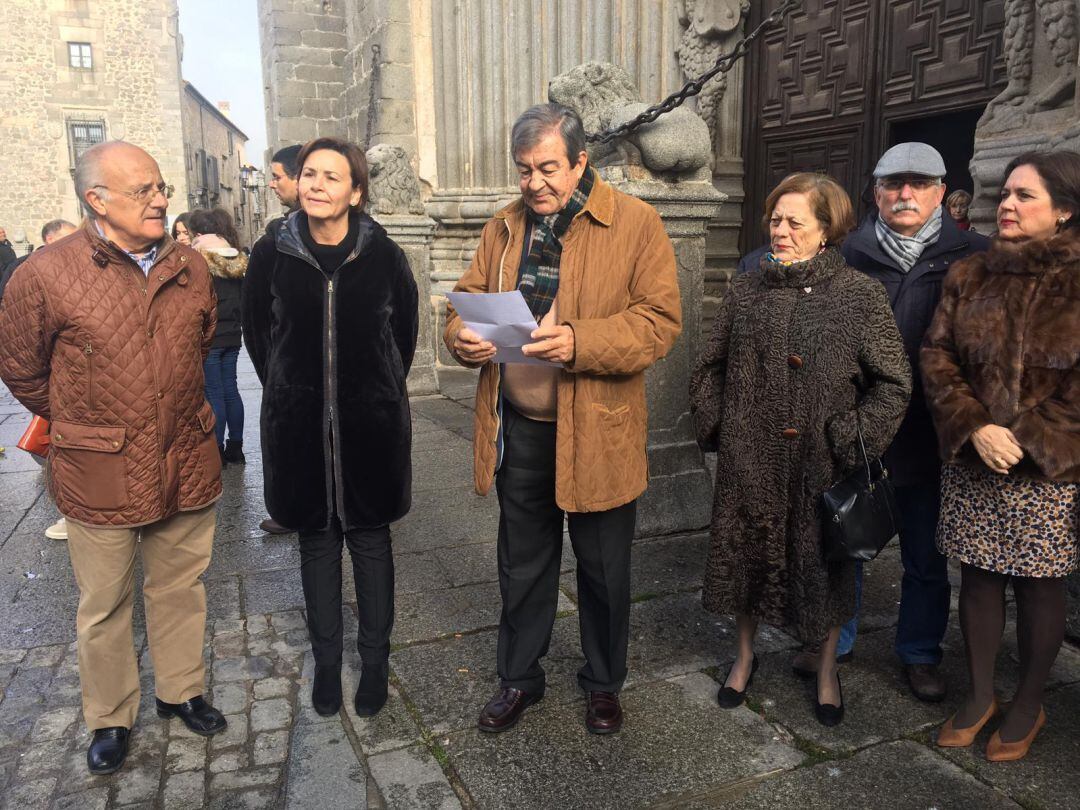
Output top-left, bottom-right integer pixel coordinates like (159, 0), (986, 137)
(891, 201), (921, 214)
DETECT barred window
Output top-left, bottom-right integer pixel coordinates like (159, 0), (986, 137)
(67, 120), (106, 166)
(68, 42), (93, 70)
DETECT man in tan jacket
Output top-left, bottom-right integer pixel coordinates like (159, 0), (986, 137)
(445, 103), (682, 735)
(0, 142), (227, 774)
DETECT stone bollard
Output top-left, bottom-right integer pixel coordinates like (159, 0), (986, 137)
(366, 144), (439, 396)
(599, 165), (725, 537)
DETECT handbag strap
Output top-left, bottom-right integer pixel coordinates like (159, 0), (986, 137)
(854, 411), (874, 485)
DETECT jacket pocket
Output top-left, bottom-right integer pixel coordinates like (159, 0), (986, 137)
(590, 401), (631, 426)
(84, 342), (95, 412)
(49, 421), (128, 510)
(195, 400), (223, 481)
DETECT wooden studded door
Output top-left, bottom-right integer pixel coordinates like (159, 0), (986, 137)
(741, 0), (1007, 251)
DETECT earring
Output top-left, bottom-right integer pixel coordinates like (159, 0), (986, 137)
(1059, 217), (1069, 224)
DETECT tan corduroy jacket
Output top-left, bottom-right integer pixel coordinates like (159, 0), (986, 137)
(443, 172), (682, 512)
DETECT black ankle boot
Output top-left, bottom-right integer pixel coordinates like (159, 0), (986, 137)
(354, 661), (389, 717)
(224, 439), (246, 464)
(312, 663), (343, 716)
(218, 444), (228, 467)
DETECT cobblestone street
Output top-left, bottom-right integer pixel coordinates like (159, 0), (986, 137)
(1, 357), (1078, 809)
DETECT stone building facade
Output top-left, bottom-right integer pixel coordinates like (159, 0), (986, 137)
(0, 0), (188, 254)
(180, 82), (266, 247)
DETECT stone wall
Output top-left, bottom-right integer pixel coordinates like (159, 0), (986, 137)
(0, 0), (187, 251)
(257, 0), (347, 155)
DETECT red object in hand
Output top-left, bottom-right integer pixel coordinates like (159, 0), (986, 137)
(17, 415), (51, 457)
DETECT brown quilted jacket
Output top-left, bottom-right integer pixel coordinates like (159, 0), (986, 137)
(0, 221), (222, 526)
(922, 233), (1080, 482)
(443, 172), (682, 512)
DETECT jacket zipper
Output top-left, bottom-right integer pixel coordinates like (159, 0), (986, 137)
(85, 342), (95, 412)
(277, 243), (355, 527)
(492, 219), (513, 469)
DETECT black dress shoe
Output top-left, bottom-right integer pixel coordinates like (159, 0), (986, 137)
(353, 661), (389, 717)
(814, 671), (845, 727)
(313, 663), (342, 716)
(259, 518), (293, 535)
(717, 656), (758, 709)
(477, 687), (543, 732)
(87, 726), (130, 775)
(586, 691), (623, 734)
(156, 695), (227, 736)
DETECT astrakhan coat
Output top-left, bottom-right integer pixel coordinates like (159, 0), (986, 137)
(242, 211), (419, 533)
(690, 248), (912, 643)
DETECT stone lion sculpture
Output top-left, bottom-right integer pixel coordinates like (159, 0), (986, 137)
(548, 61), (712, 174)
(365, 143), (425, 216)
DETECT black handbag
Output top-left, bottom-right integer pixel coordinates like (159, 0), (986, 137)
(820, 415), (901, 563)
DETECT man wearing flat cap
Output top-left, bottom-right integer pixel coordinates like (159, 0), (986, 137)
(832, 143), (989, 702)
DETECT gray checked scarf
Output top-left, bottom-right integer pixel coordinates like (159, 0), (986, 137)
(517, 167), (595, 320)
(874, 206), (942, 272)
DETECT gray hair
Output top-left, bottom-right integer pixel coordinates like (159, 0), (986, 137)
(510, 103), (587, 165)
(41, 219), (76, 242)
(73, 142), (111, 217)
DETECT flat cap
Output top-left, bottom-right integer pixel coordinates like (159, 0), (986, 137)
(873, 142), (946, 178)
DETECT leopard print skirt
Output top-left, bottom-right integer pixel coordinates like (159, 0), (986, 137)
(937, 463), (1079, 578)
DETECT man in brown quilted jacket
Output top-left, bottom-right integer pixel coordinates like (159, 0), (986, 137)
(445, 104), (682, 735)
(0, 141), (228, 775)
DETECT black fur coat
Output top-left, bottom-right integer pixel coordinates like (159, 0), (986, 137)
(242, 211), (419, 532)
(690, 248), (911, 643)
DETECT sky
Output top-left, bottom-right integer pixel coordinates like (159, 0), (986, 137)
(177, 0), (268, 164)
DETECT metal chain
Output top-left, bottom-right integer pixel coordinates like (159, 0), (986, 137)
(365, 44), (381, 148)
(586, 0), (801, 144)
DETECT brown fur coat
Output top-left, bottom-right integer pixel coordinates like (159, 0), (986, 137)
(690, 248), (911, 643)
(921, 232), (1080, 482)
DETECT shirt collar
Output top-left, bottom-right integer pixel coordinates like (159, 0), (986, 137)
(93, 221), (161, 274)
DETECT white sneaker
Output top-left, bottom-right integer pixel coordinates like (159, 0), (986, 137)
(45, 518), (68, 541)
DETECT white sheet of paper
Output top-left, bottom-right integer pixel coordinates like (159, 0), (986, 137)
(447, 291), (557, 366)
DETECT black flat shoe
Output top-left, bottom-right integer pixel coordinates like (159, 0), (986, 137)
(717, 655), (758, 709)
(354, 661), (389, 717)
(87, 726), (130, 775)
(814, 671), (845, 727)
(313, 663), (343, 716)
(156, 695), (228, 736)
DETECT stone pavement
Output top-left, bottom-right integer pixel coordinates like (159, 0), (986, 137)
(1, 356), (1078, 809)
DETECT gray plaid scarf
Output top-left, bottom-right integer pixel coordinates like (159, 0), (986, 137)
(874, 206), (942, 272)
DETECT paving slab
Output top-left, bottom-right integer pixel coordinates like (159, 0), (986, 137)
(284, 719), (367, 810)
(692, 740), (1021, 810)
(442, 673), (803, 810)
(367, 744), (461, 810)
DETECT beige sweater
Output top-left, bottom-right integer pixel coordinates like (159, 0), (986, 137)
(502, 300), (560, 421)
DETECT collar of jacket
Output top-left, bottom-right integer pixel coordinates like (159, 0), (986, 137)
(82, 217), (175, 270)
(984, 230), (1080, 275)
(492, 168), (615, 234)
(760, 245), (847, 288)
(276, 208), (375, 269)
(845, 207), (973, 270)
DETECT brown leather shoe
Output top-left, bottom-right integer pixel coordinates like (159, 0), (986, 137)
(586, 691), (623, 735)
(906, 664), (947, 703)
(477, 687), (542, 733)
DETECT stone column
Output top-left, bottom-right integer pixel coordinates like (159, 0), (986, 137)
(370, 213), (440, 396)
(598, 164), (725, 537)
(366, 143), (439, 396)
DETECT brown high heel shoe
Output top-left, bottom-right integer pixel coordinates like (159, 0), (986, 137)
(986, 707), (1046, 762)
(936, 697), (998, 747)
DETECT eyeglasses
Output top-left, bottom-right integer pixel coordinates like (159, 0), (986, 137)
(877, 177), (941, 192)
(93, 182), (174, 204)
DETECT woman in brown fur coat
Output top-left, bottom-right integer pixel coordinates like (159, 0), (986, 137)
(922, 150), (1080, 762)
(690, 173), (911, 726)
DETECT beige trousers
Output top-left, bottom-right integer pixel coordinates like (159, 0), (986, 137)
(66, 505), (217, 730)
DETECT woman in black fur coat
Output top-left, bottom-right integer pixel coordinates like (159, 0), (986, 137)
(690, 173), (910, 726)
(242, 137), (418, 719)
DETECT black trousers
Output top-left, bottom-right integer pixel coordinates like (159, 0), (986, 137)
(298, 517), (394, 667)
(495, 402), (637, 694)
